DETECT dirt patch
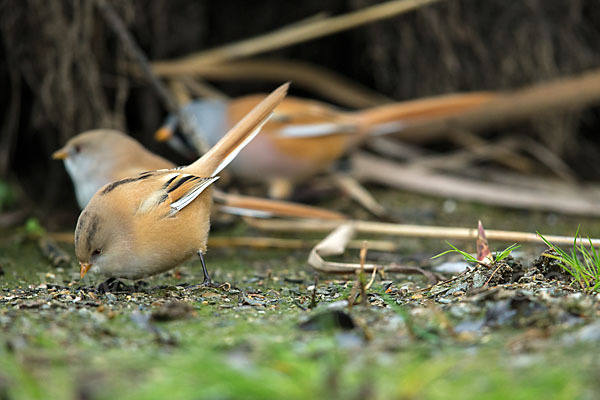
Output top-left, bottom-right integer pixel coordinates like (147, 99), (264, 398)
(531, 250), (573, 283)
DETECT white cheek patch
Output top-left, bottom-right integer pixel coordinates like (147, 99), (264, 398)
(64, 155), (105, 207)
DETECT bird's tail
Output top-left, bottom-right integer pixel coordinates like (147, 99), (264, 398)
(186, 82), (290, 176)
(354, 92), (495, 136)
(213, 189), (346, 220)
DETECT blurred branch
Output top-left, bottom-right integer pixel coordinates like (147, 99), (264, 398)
(208, 236), (398, 252)
(153, 59), (391, 108)
(394, 68), (600, 142)
(167, 79), (192, 105)
(405, 136), (532, 172)
(179, 76), (229, 100)
(94, 0), (178, 112)
(151, 0), (443, 72)
(94, 0), (209, 151)
(246, 218), (600, 247)
(352, 152), (600, 216)
(0, 57), (21, 178)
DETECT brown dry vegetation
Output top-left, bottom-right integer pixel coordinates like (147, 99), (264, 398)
(1, 0), (600, 217)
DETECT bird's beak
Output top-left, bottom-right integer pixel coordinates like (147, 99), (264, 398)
(79, 262), (92, 279)
(155, 126), (174, 142)
(52, 147), (69, 160)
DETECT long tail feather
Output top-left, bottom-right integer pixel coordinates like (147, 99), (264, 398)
(186, 82), (290, 176)
(355, 92), (496, 136)
(213, 190), (347, 220)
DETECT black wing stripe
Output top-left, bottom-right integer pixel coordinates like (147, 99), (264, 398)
(163, 174), (179, 188)
(167, 175), (200, 193)
(101, 173), (154, 195)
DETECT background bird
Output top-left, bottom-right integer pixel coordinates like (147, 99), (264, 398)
(156, 92), (495, 198)
(75, 83), (289, 283)
(53, 130), (172, 208)
(54, 128), (345, 220)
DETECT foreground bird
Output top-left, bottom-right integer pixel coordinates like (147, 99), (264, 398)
(156, 92), (494, 197)
(74, 82), (289, 282)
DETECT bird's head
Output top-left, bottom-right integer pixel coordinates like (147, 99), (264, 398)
(155, 100), (228, 158)
(74, 200), (132, 279)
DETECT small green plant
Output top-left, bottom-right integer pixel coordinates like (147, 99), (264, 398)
(537, 227), (600, 292)
(432, 241), (520, 265)
(24, 218), (46, 238)
(494, 244), (521, 262)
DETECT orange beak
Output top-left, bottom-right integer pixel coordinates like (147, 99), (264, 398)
(79, 262), (92, 279)
(155, 126), (174, 142)
(52, 147), (69, 160)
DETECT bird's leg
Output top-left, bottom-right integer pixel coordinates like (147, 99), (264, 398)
(197, 251), (213, 286)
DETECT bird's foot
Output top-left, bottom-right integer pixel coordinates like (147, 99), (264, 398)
(96, 278), (148, 294)
(190, 280), (230, 290)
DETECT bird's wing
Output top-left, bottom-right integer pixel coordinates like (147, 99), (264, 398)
(134, 171), (219, 216)
(169, 175), (220, 212)
(272, 106), (359, 138)
(277, 122), (359, 138)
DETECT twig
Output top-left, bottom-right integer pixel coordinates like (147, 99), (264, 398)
(180, 76), (228, 100)
(367, 137), (426, 160)
(94, 0), (206, 152)
(405, 135), (577, 183)
(151, 0), (442, 72)
(95, 0), (178, 112)
(246, 218), (600, 247)
(483, 263), (504, 287)
(365, 267), (378, 291)
(517, 137), (578, 183)
(308, 223), (442, 283)
(47, 232), (399, 252)
(208, 237), (398, 251)
(449, 131), (536, 173)
(153, 59), (390, 108)
(168, 79), (192, 105)
(352, 152), (600, 216)
(359, 241), (368, 305)
(332, 174), (387, 218)
(405, 137), (530, 172)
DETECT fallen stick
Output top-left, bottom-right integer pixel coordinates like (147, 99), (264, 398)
(208, 236), (398, 252)
(405, 136), (535, 174)
(244, 218), (600, 247)
(151, 0), (442, 73)
(351, 152), (600, 216)
(46, 232), (399, 252)
(308, 223), (442, 282)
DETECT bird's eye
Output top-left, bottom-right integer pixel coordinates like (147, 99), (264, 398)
(74, 145), (82, 153)
(92, 249), (101, 256)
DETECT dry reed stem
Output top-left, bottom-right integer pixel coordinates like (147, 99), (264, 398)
(151, 0), (443, 72)
(352, 152), (600, 216)
(247, 218), (600, 247)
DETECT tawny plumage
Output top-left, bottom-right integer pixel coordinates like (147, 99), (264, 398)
(54, 128), (346, 220)
(53, 129), (173, 208)
(74, 83), (290, 282)
(156, 92), (495, 197)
